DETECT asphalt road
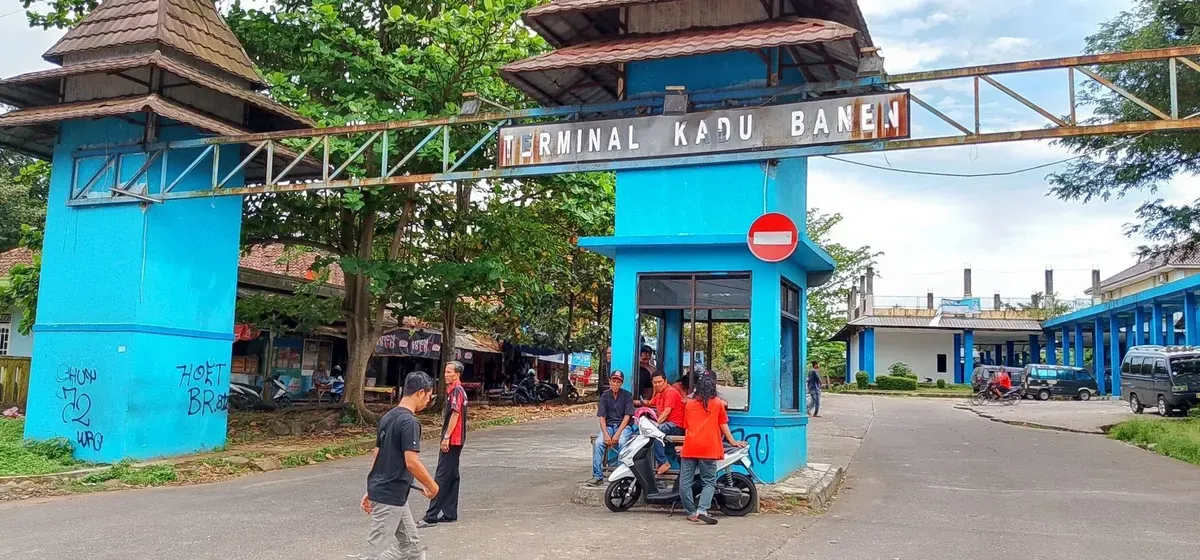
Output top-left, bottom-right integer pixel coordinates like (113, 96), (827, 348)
(3, 397), (1199, 559)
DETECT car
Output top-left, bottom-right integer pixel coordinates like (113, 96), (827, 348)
(1120, 345), (1200, 416)
(1021, 364), (1097, 401)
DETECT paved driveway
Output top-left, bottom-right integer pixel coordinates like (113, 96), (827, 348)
(2, 396), (1198, 560)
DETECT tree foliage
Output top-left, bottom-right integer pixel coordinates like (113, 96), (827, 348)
(0, 154), (50, 253)
(1050, 0), (1200, 255)
(807, 209), (880, 378)
(0, 226), (43, 335)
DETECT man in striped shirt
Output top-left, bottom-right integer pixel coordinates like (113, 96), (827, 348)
(420, 361), (468, 527)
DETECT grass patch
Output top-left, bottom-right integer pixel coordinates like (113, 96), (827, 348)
(80, 462), (178, 486)
(1108, 418), (1200, 465)
(470, 417), (517, 430)
(0, 418), (85, 477)
(279, 444), (366, 468)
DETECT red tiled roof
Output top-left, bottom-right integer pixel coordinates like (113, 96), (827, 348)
(239, 244), (345, 288)
(525, 0), (658, 16)
(0, 248), (35, 277)
(502, 19), (857, 73)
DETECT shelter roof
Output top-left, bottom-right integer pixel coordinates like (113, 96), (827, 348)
(1088, 251), (1200, 294)
(522, 0), (874, 50)
(0, 51), (313, 130)
(44, 0), (265, 87)
(502, 18), (858, 106)
(830, 315), (1045, 342)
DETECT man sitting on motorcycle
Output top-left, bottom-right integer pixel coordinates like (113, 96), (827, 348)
(636, 372), (685, 476)
(989, 370), (1012, 399)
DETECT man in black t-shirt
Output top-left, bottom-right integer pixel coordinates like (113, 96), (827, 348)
(360, 371), (439, 560)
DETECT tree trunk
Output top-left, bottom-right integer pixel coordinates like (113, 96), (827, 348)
(262, 329), (276, 401)
(560, 290), (576, 403)
(437, 296), (457, 411)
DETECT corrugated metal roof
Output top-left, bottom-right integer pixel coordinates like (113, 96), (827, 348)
(44, 0), (265, 87)
(502, 19), (858, 106)
(0, 52), (313, 129)
(830, 315), (1045, 341)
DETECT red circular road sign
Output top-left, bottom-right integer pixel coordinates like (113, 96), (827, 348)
(747, 212), (799, 263)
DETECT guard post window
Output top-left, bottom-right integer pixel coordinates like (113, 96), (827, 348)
(781, 282), (801, 411)
(637, 273), (751, 411)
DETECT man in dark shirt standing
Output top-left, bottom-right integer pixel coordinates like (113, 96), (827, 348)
(420, 361), (467, 528)
(807, 361), (825, 417)
(360, 371), (439, 560)
(589, 370), (635, 486)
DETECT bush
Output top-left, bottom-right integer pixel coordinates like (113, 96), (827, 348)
(855, 371), (869, 389)
(888, 362), (917, 379)
(876, 375), (919, 391)
(0, 418), (83, 476)
(936, 379), (947, 389)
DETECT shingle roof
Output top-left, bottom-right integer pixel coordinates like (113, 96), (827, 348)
(0, 248), (35, 277)
(502, 18), (858, 106)
(1092, 251), (1200, 293)
(44, 0), (264, 87)
(0, 52), (313, 129)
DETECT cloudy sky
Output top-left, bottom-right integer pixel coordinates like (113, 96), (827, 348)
(0, 1), (1192, 302)
(811, 0), (1197, 303)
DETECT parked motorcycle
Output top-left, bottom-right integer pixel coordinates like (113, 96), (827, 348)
(227, 382), (263, 411)
(512, 372), (541, 406)
(604, 410), (759, 516)
(535, 379), (561, 402)
(562, 377), (580, 403)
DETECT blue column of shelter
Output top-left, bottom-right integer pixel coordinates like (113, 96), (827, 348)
(1073, 323), (1085, 367)
(953, 333), (963, 384)
(1109, 313), (1122, 395)
(1094, 318), (1107, 395)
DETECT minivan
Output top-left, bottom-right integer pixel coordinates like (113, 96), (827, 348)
(1120, 345), (1200, 416)
(1022, 364), (1097, 401)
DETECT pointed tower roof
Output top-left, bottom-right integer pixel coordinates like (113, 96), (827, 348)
(43, 0), (265, 87)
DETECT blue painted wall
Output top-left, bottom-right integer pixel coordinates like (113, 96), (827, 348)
(24, 117), (241, 462)
(625, 51), (769, 97)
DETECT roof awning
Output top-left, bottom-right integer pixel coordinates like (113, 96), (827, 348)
(501, 19), (859, 106)
(0, 94), (320, 183)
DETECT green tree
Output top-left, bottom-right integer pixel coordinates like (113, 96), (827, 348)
(807, 209), (880, 380)
(1050, 0), (1200, 255)
(0, 155), (50, 252)
(0, 226), (43, 335)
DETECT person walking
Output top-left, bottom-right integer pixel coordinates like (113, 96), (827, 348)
(421, 361), (468, 527)
(678, 370), (745, 525)
(360, 371), (439, 560)
(807, 361), (825, 417)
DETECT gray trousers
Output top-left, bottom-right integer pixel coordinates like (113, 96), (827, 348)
(365, 501), (425, 560)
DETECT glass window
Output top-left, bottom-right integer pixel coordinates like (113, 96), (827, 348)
(937, 354), (947, 373)
(1076, 369), (1094, 381)
(1154, 359), (1168, 378)
(711, 321), (749, 410)
(781, 316), (799, 410)
(1170, 356), (1200, 381)
(638, 277), (693, 308)
(1056, 369), (1076, 381)
(1136, 357), (1151, 376)
(696, 277), (751, 308)
(1120, 358), (1132, 374)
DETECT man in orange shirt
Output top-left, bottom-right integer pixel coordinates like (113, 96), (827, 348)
(638, 372), (685, 475)
(679, 370), (746, 525)
(990, 369), (1012, 400)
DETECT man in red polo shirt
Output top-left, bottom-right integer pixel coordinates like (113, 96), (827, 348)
(421, 361), (468, 527)
(640, 371), (685, 475)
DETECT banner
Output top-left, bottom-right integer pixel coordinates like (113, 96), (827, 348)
(940, 297), (982, 315)
(375, 329), (472, 360)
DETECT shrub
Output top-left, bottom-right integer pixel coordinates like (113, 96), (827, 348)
(1189, 408), (1200, 418)
(888, 362), (917, 379)
(876, 375), (918, 391)
(0, 418), (83, 476)
(936, 379), (947, 389)
(855, 371), (869, 389)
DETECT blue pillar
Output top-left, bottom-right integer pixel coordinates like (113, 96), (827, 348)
(1005, 341), (1015, 366)
(844, 341), (852, 383)
(1109, 313), (1122, 396)
(1133, 307), (1145, 346)
(857, 331), (865, 379)
(863, 328), (876, 382)
(1073, 323), (1085, 367)
(662, 310), (683, 381)
(1046, 331), (1057, 365)
(1189, 292), (1200, 346)
(1061, 326), (1071, 365)
(1094, 318), (1107, 395)
(1152, 303), (1165, 344)
(963, 330), (975, 383)
(1029, 334), (1041, 365)
(953, 333), (963, 384)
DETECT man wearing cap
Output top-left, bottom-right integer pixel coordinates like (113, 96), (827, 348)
(590, 370), (635, 486)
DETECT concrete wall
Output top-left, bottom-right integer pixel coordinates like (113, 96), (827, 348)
(873, 329), (956, 383)
(1104, 269), (1200, 301)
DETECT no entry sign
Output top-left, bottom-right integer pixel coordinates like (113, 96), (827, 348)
(747, 213), (799, 263)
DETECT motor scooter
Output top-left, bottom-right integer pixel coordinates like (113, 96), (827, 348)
(603, 411), (759, 516)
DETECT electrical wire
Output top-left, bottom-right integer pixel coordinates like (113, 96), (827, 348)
(0, 8), (24, 19)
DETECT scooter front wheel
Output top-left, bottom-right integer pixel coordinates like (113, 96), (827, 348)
(604, 478), (640, 512)
(716, 472), (758, 517)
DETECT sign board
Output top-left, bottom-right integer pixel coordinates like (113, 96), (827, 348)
(940, 298), (982, 315)
(375, 329), (470, 360)
(497, 92), (910, 168)
(747, 212), (799, 263)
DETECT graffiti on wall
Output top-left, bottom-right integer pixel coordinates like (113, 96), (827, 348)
(730, 427), (771, 465)
(57, 365), (103, 451)
(177, 361), (229, 416)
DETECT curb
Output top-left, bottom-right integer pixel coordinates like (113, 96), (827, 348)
(834, 391), (970, 399)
